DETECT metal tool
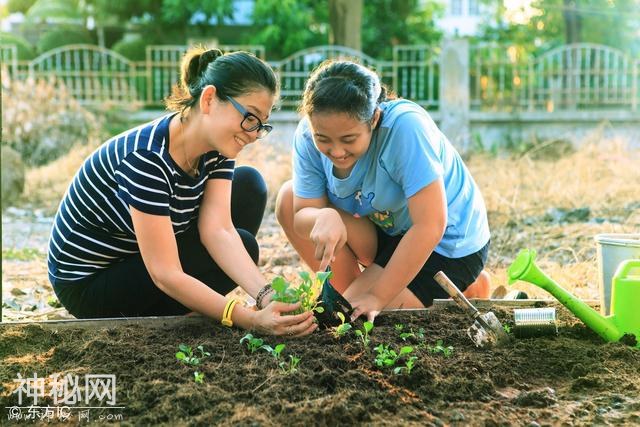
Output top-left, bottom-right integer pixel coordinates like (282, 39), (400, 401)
(434, 271), (511, 348)
(513, 307), (558, 338)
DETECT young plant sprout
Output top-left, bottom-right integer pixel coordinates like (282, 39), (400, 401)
(193, 371), (204, 384)
(393, 356), (418, 375)
(270, 271), (331, 314)
(333, 312), (352, 338)
(354, 321), (374, 347)
(503, 324), (512, 334)
(279, 355), (301, 374)
(240, 333), (268, 353)
(429, 340), (454, 357)
(176, 344), (209, 366)
(399, 331), (415, 341)
(374, 344), (414, 368)
(267, 343), (286, 361)
(394, 324), (404, 332)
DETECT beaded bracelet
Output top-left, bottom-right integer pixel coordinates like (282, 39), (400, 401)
(255, 284), (274, 310)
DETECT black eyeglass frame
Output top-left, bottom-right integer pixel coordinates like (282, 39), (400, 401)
(226, 96), (273, 139)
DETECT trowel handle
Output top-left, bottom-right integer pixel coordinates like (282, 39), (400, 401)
(434, 271), (480, 318)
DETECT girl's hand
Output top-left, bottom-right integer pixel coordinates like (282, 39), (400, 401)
(310, 208), (347, 271)
(252, 301), (318, 338)
(349, 293), (383, 323)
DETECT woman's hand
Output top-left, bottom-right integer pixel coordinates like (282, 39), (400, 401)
(310, 208), (347, 271)
(349, 293), (383, 323)
(252, 301), (318, 338)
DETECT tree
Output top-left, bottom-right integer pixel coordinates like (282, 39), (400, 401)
(478, 0), (640, 53)
(362, 0), (443, 59)
(328, 0), (362, 50)
(247, 0), (327, 59)
(7, 0), (36, 15)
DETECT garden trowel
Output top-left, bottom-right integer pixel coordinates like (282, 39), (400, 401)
(315, 269), (353, 328)
(434, 271), (511, 348)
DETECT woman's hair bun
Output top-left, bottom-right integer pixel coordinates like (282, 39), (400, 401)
(197, 49), (223, 77)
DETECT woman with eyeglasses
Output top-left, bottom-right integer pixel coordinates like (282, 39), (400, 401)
(276, 60), (491, 323)
(48, 47), (317, 337)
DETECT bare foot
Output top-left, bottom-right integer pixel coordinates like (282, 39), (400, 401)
(462, 270), (491, 299)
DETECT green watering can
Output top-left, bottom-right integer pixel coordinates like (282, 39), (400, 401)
(507, 249), (640, 348)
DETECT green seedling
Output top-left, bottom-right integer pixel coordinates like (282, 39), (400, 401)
(176, 344), (209, 366)
(354, 321), (374, 347)
(333, 312), (352, 338)
(503, 324), (512, 334)
(374, 344), (414, 368)
(393, 356), (418, 375)
(270, 271), (331, 314)
(394, 324), (404, 332)
(429, 340), (454, 357)
(240, 333), (268, 353)
(279, 355), (301, 374)
(193, 371), (204, 384)
(265, 343), (286, 361)
(399, 331), (415, 341)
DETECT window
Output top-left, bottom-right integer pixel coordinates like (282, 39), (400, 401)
(451, 0), (463, 16)
(468, 0), (480, 15)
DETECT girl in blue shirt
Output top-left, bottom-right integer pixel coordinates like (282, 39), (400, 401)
(276, 61), (491, 322)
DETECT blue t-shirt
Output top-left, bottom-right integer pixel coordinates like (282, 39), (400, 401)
(292, 99), (490, 258)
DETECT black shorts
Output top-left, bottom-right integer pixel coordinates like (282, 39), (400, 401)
(373, 227), (489, 307)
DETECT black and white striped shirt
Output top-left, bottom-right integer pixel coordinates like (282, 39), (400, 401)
(47, 113), (235, 284)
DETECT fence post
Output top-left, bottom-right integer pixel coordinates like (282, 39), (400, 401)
(439, 38), (470, 152)
(633, 59), (638, 112)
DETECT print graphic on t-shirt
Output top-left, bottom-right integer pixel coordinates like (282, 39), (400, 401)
(369, 210), (394, 229)
(328, 189), (395, 230)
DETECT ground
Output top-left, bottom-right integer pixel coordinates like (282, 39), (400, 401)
(1, 134), (639, 425)
(1, 305), (639, 425)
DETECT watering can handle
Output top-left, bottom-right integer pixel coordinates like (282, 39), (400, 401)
(434, 271), (480, 318)
(614, 259), (640, 280)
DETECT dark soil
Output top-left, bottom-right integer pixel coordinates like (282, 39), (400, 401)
(1, 303), (639, 426)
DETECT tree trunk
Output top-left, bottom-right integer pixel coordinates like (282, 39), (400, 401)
(328, 0), (363, 51)
(562, 0), (581, 44)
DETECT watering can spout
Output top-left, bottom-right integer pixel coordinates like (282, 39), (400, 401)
(507, 249), (624, 343)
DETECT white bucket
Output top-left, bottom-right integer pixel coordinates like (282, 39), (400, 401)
(594, 233), (640, 315)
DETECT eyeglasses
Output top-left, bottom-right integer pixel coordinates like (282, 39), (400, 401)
(226, 96), (273, 139)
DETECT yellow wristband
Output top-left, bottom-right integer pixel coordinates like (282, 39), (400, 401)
(221, 299), (238, 327)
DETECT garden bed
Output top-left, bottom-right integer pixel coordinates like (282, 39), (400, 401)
(1, 302), (639, 426)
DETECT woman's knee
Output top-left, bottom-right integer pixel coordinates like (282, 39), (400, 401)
(231, 166), (267, 235)
(275, 180), (293, 228)
(233, 166), (267, 202)
(237, 228), (260, 264)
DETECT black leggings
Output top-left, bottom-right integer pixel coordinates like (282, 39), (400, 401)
(52, 166), (267, 318)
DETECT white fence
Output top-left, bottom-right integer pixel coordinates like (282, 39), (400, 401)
(1, 42), (638, 113)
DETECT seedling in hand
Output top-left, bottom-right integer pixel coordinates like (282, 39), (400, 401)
(354, 321), (374, 347)
(270, 271), (330, 314)
(333, 312), (352, 338)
